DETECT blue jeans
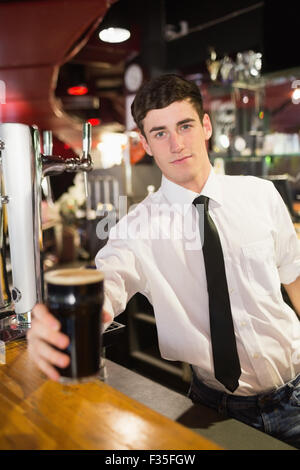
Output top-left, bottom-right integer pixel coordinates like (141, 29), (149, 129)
(188, 372), (300, 449)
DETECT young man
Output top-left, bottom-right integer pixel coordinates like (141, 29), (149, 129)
(28, 74), (300, 447)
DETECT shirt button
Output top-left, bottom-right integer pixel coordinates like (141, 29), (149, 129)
(240, 321), (247, 327)
(252, 353), (260, 359)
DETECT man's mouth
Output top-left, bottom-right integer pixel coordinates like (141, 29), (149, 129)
(171, 155), (192, 164)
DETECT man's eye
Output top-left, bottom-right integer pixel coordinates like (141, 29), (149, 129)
(155, 131), (166, 139)
(181, 124), (192, 131)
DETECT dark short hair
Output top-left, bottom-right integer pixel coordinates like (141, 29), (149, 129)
(131, 74), (204, 136)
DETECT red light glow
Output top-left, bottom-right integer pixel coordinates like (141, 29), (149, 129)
(88, 118), (101, 126)
(67, 85), (88, 96)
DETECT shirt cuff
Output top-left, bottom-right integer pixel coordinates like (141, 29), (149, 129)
(278, 261), (300, 285)
(102, 295), (114, 332)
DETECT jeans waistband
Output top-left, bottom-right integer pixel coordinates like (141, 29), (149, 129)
(191, 372), (300, 406)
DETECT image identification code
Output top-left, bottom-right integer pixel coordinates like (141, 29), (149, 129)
(105, 454), (196, 466)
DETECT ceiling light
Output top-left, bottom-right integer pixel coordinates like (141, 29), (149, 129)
(99, 27), (130, 44)
(98, 1), (131, 44)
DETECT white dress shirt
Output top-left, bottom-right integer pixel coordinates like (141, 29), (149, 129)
(95, 167), (300, 395)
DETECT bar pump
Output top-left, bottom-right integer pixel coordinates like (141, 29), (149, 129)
(0, 122), (92, 340)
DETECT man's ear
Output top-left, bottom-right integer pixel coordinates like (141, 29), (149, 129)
(202, 113), (213, 141)
(139, 133), (153, 156)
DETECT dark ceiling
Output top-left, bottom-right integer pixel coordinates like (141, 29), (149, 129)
(55, 0), (300, 134)
(56, 0), (266, 126)
(0, 0), (299, 148)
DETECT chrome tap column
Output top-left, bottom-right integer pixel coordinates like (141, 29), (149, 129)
(0, 122), (92, 329)
(0, 124), (41, 325)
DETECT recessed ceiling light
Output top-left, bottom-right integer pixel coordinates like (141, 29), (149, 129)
(99, 27), (130, 44)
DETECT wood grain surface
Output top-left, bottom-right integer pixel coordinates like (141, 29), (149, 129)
(0, 339), (221, 450)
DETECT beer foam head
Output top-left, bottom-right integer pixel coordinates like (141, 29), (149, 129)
(44, 268), (104, 286)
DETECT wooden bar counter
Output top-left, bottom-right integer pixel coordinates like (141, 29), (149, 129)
(0, 339), (221, 450)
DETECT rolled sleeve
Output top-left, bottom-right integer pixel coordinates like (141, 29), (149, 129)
(271, 183), (300, 284)
(102, 295), (114, 332)
(278, 256), (300, 285)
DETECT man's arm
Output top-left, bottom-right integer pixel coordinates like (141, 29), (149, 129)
(283, 276), (300, 317)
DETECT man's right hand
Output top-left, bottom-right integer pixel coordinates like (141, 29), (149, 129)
(27, 303), (113, 381)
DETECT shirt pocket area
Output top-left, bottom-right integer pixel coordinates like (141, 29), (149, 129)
(241, 238), (281, 296)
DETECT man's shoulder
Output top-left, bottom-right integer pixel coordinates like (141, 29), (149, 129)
(218, 173), (274, 193)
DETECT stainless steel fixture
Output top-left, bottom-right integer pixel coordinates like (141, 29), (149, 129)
(0, 122), (92, 337)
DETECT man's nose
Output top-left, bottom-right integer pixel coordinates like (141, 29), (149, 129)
(169, 132), (184, 153)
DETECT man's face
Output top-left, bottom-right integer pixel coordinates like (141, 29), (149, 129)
(139, 99), (212, 192)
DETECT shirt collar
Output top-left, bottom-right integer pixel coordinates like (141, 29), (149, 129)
(160, 166), (223, 210)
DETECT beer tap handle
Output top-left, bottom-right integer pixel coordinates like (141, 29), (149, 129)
(83, 162), (89, 199)
(83, 122), (91, 160)
(43, 130), (53, 156)
(42, 131), (54, 205)
(81, 122), (92, 199)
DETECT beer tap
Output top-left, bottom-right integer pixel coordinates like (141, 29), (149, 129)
(42, 123), (93, 179)
(0, 140), (12, 314)
(42, 130), (54, 206)
(0, 121), (93, 332)
(82, 120), (92, 199)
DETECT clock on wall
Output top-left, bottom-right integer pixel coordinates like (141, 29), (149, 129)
(124, 64), (143, 92)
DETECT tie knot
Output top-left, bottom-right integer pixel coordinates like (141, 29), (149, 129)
(193, 195), (209, 211)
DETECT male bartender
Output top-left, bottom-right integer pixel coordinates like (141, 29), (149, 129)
(28, 74), (300, 448)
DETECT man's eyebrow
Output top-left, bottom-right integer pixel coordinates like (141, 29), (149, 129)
(177, 118), (196, 126)
(149, 125), (166, 133)
(149, 118), (196, 133)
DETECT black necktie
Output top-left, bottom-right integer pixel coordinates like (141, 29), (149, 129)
(193, 195), (241, 392)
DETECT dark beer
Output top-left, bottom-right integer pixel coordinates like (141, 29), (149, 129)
(44, 268), (104, 383)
